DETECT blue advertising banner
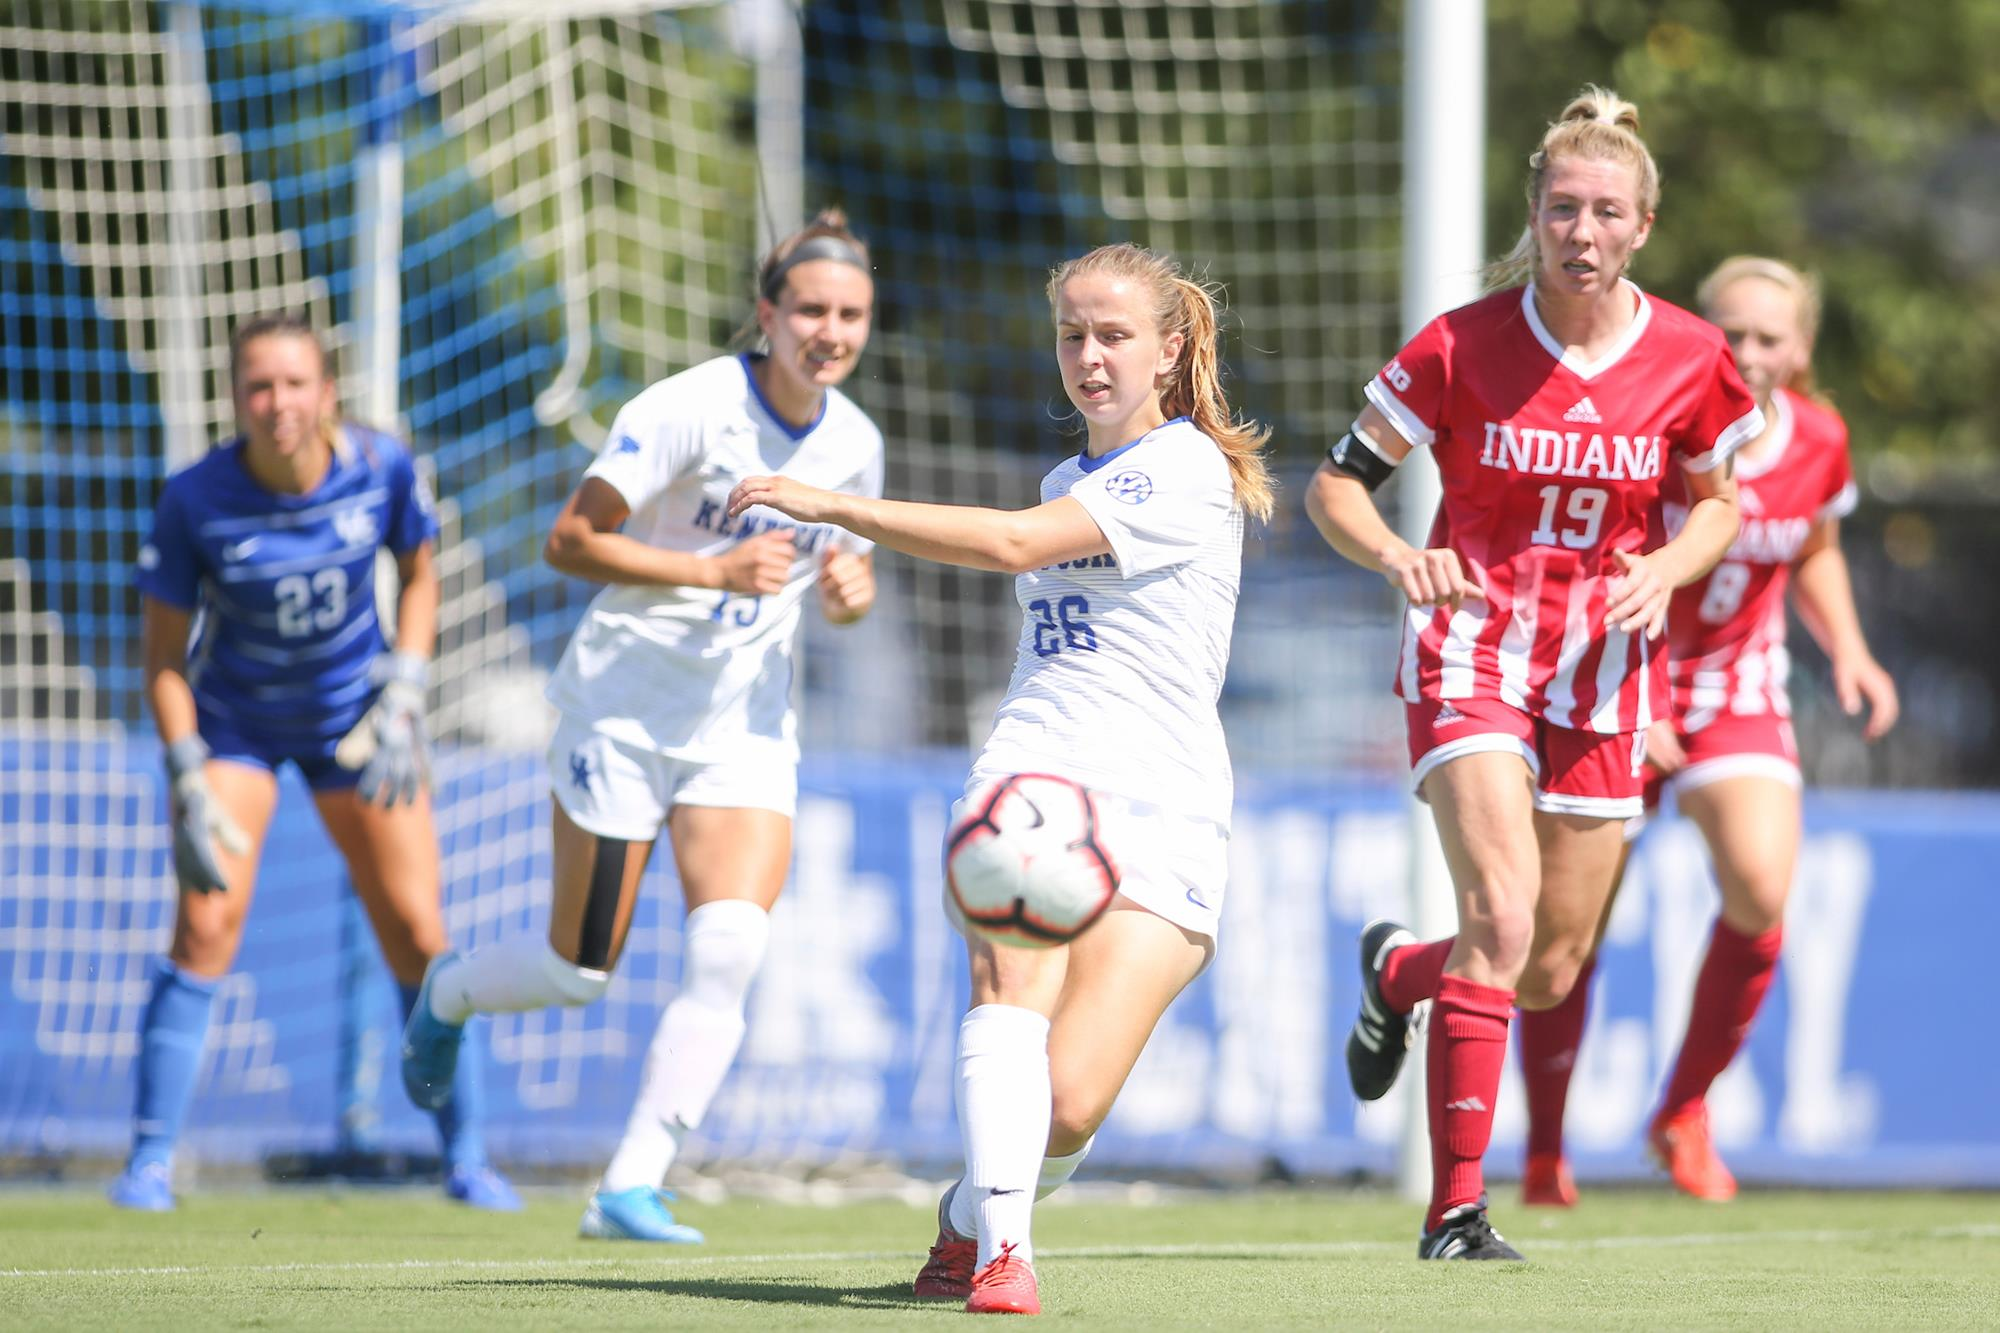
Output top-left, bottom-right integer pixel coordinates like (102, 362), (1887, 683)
(3, 736), (1995, 1186)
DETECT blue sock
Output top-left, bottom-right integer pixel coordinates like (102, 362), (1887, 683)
(398, 982), (487, 1170)
(130, 958), (219, 1171)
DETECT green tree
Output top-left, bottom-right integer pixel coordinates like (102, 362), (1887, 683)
(1470, 0), (1999, 461)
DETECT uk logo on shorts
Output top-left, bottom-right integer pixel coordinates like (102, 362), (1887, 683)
(1105, 470), (1153, 505)
(569, 750), (594, 792)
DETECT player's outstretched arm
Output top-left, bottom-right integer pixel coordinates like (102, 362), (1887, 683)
(1607, 461), (1740, 639)
(725, 475), (1110, 575)
(1304, 409), (1480, 611)
(1791, 517), (1899, 740)
(142, 597), (248, 893)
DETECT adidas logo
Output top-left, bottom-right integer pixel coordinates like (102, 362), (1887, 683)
(1563, 395), (1603, 424)
(1444, 1096), (1488, 1113)
(1434, 703), (1467, 728)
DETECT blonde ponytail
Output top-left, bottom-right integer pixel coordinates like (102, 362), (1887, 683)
(1484, 85), (1662, 291)
(1047, 244), (1274, 522)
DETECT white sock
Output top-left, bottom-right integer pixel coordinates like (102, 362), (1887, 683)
(428, 935), (608, 1024)
(956, 1003), (1051, 1266)
(1036, 1136), (1093, 1201)
(948, 1135), (1091, 1237)
(599, 900), (769, 1193)
(946, 1176), (980, 1239)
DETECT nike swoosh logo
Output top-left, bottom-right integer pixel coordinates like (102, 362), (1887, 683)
(1017, 795), (1045, 829)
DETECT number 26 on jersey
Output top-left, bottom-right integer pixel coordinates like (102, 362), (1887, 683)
(1029, 595), (1095, 657)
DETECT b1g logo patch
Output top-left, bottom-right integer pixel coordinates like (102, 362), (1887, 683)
(1105, 470), (1153, 505)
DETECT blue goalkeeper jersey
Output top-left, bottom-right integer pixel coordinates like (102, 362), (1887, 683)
(136, 424), (439, 747)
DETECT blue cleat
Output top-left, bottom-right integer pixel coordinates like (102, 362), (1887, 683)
(445, 1161), (523, 1212)
(401, 951), (465, 1111)
(578, 1187), (705, 1243)
(108, 1160), (176, 1212)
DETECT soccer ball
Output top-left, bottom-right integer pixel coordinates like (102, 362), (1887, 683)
(946, 773), (1120, 948)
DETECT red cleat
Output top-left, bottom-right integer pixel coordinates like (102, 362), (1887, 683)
(913, 1194), (977, 1300)
(965, 1241), (1039, 1315)
(1648, 1104), (1738, 1202)
(1521, 1152), (1578, 1207)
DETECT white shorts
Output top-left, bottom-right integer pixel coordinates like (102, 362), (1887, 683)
(548, 713), (797, 841)
(948, 776), (1230, 943)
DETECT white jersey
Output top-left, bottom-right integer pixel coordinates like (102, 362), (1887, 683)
(545, 354), (884, 761)
(972, 417), (1244, 830)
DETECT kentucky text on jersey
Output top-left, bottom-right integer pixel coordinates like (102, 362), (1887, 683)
(688, 498), (838, 553)
(1478, 422), (1664, 481)
(542, 354), (885, 763)
(976, 418), (1242, 832)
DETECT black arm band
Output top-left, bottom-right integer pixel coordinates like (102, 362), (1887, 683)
(1327, 432), (1396, 492)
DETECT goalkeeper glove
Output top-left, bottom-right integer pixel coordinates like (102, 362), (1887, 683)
(335, 651), (433, 808)
(164, 734), (248, 895)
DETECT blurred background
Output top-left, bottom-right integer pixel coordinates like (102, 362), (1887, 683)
(2, 0), (1995, 1190)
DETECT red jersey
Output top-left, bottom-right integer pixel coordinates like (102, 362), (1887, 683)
(1665, 387), (1857, 732)
(1367, 282), (1762, 734)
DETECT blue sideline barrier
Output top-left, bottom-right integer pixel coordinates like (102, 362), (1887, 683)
(3, 736), (1995, 1185)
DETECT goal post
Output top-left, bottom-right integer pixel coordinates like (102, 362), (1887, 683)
(1396, 0), (1486, 1203)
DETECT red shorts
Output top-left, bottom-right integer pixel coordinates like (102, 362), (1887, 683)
(1641, 709), (1800, 813)
(1405, 696), (1648, 820)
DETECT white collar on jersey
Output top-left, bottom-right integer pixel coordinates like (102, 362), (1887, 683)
(1731, 387), (1795, 480)
(1520, 278), (1652, 381)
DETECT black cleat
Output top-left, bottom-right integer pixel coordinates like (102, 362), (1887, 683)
(1346, 918), (1418, 1101)
(1418, 1202), (1525, 1261)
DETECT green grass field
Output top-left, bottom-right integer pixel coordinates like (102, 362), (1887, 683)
(5, 1185), (1998, 1329)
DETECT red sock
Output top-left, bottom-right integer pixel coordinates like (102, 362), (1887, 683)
(1426, 974), (1514, 1231)
(1657, 920), (1783, 1121)
(1380, 936), (1454, 1014)
(1517, 959), (1594, 1160)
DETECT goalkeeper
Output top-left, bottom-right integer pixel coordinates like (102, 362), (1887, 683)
(111, 314), (517, 1213)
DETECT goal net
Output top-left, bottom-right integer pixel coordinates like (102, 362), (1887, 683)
(0, 0), (1405, 1172)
